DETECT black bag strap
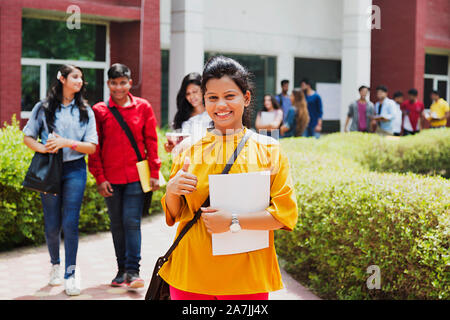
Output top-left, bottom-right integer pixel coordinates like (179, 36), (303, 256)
(107, 101), (144, 162)
(36, 102), (51, 140)
(161, 129), (252, 262)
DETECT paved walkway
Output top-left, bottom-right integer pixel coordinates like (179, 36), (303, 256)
(0, 213), (319, 300)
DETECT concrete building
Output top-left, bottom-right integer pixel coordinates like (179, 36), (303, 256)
(1, 0), (449, 131)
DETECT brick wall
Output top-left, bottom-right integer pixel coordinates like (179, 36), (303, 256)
(0, 3), (22, 126)
(426, 0), (450, 48)
(140, 0), (161, 125)
(0, 0), (161, 127)
(371, 0), (426, 102)
(109, 0), (161, 125)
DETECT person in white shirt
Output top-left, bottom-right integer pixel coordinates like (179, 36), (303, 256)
(255, 94), (283, 138)
(373, 85), (396, 136)
(392, 91), (404, 136)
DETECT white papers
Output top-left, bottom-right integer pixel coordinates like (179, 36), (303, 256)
(209, 171), (270, 256)
(424, 110), (440, 120)
(260, 112), (276, 126)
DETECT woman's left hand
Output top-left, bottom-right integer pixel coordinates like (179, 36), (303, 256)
(45, 133), (70, 153)
(201, 207), (232, 234)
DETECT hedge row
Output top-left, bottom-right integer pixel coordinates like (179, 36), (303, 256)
(275, 134), (450, 300)
(0, 117), (171, 251)
(311, 128), (450, 178)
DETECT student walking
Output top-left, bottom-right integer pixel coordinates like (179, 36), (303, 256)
(426, 90), (449, 129)
(392, 91), (404, 136)
(159, 56), (298, 300)
(280, 88), (309, 138)
(401, 88), (425, 136)
(255, 94), (283, 138)
(344, 86), (375, 133)
(23, 65), (98, 296)
(373, 85), (396, 136)
(275, 79), (293, 120)
(88, 63), (161, 289)
(300, 79), (323, 138)
(165, 72), (212, 153)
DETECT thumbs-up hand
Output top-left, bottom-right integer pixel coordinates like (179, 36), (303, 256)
(166, 157), (198, 196)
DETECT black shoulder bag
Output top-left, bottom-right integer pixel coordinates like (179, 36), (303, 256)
(22, 106), (63, 195)
(107, 102), (153, 216)
(145, 130), (252, 300)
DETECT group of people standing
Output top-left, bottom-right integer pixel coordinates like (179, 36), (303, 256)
(22, 56), (298, 300)
(344, 85), (449, 136)
(253, 79), (323, 139)
(167, 76), (327, 142)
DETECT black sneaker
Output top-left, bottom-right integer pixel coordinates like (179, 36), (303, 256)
(111, 270), (126, 287)
(125, 271), (144, 289)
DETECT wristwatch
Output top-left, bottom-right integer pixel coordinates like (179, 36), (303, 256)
(230, 213), (241, 233)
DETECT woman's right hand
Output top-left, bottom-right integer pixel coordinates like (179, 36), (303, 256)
(166, 157), (198, 196)
(37, 143), (49, 154)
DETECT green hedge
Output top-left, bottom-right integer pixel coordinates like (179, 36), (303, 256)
(0, 117), (170, 251)
(276, 133), (450, 300)
(311, 128), (450, 178)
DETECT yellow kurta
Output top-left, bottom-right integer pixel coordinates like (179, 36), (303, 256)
(159, 128), (298, 295)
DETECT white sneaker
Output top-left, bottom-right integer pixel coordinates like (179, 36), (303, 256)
(64, 275), (81, 296)
(49, 265), (62, 286)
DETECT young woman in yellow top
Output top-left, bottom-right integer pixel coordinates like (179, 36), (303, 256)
(160, 56), (298, 300)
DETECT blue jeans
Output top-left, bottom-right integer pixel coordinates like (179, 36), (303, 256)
(302, 127), (321, 139)
(40, 158), (87, 279)
(105, 181), (144, 272)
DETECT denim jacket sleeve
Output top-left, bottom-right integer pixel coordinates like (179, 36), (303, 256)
(22, 101), (45, 140)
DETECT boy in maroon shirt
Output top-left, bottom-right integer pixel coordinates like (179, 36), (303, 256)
(88, 64), (161, 288)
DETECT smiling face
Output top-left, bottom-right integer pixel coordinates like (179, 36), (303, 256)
(204, 76), (251, 133)
(185, 83), (203, 109)
(60, 68), (84, 94)
(107, 76), (133, 102)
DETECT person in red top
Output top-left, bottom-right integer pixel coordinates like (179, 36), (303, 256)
(401, 88), (425, 135)
(88, 63), (161, 289)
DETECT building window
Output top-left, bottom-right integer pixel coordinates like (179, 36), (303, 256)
(294, 58), (341, 89)
(21, 17), (109, 118)
(425, 54), (448, 76)
(205, 53), (276, 127)
(294, 57), (342, 132)
(21, 65), (40, 112)
(424, 54), (449, 108)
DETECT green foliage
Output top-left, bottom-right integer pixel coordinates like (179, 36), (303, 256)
(22, 18), (101, 61)
(276, 130), (450, 300)
(306, 129), (450, 178)
(0, 117), (170, 250)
